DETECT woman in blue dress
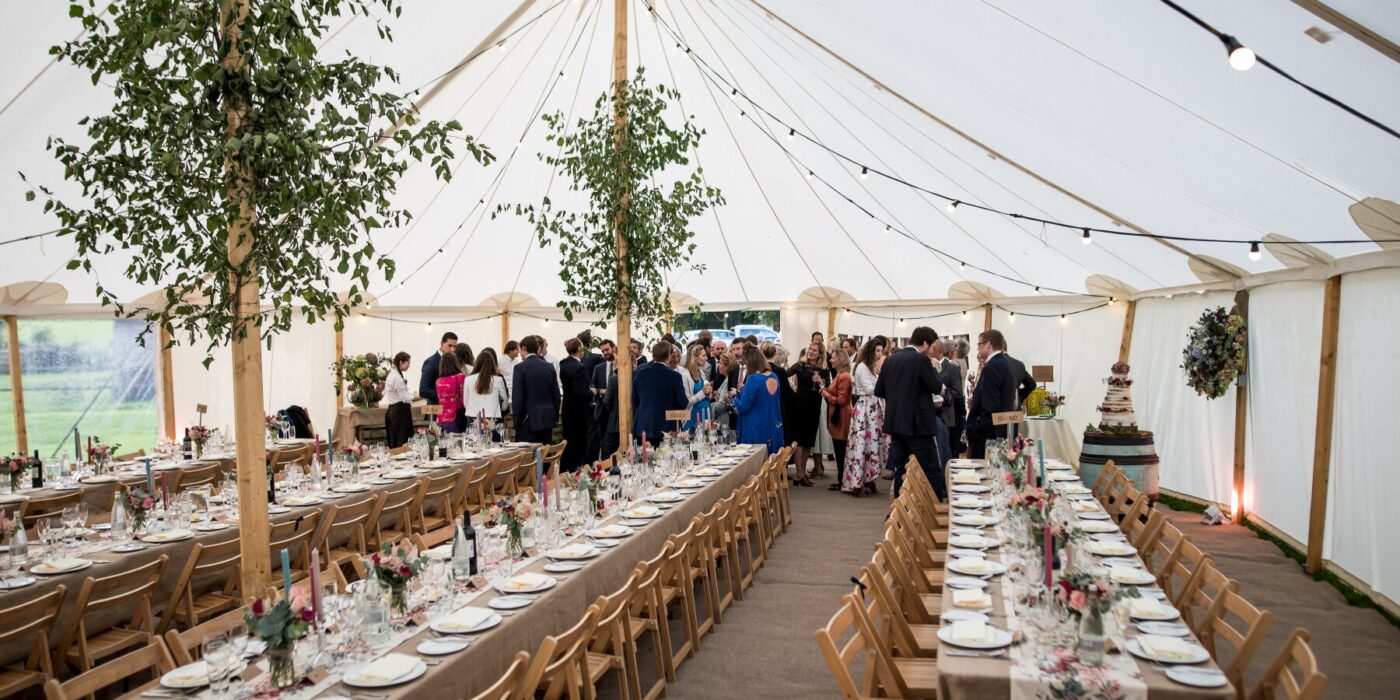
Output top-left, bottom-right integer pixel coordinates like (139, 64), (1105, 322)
(735, 345), (784, 454)
(682, 345), (713, 432)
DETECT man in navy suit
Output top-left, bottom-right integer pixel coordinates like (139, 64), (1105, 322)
(587, 339), (617, 463)
(419, 332), (457, 404)
(511, 335), (561, 444)
(632, 341), (687, 447)
(966, 329), (1019, 459)
(874, 326), (946, 500)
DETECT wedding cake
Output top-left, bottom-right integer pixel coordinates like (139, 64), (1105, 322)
(1079, 362), (1160, 501)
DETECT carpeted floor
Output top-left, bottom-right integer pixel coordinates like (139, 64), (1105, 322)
(663, 474), (889, 700)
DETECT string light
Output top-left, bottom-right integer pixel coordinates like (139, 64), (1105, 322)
(806, 170), (813, 180)
(1033, 286), (1041, 295)
(860, 166), (869, 180)
(1248, 241), (1262, 261)
(559, 71), (567, 80)
(787, 128), (795, 140)
(946, 200), (960, 214)
(496, 41), (505, 51)
(962, 311), (968, 318)
(958, 261), (966, 270)
(1081, 228), (1093, 245)
(1060, 314), (1067, 324)
(1009, 311), (1016, 320)
(1221, 35), (1256, 71)
(730, 87), (737, 98)
(737, 110), (745, 120)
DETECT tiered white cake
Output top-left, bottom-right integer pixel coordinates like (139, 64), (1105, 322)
(1079, 361), (1160, 500)
(1098, 362), (1137, 429)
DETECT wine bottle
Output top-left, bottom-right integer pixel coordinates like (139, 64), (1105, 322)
(182, 428), (193, 460)
(452, 515), (477, 580)
(31, 450), (43, 489)
(266, 466), (277, 504)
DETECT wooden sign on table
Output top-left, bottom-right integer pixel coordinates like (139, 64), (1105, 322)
(992, 410), (1026, 426)
(665, 409), (691, 422)
(421, 405), (443, 417)
(1032, 365), (1054, 383)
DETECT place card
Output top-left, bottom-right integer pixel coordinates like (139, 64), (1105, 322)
(304, 667), (330, 685)
(410, 612), (429, 627)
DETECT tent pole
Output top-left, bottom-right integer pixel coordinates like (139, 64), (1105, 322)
(500, 310), (511, 352)
(613, 0), (634, 442)
(334, 316), (344, 410)
(1290, 0), (1400, 65)
(1231, 290), (1250, 520)
(826, 307), (836, 342)
(1117, 300), (1137, 363)
(1306, 276), (1342, 573)
(222, 0), (271, 598)
(158, 325), (176, 440)
(982, 304), (992, 333)
(4, 315), (26, 454)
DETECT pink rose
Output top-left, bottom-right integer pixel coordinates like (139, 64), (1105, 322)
(1069, 590), (1087, 611)
(252, 598), (266, 616)
(142, 497), (154, 508)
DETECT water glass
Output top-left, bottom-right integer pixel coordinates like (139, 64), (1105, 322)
(202, 634), (234, 697)
(38, 518), (63, 562)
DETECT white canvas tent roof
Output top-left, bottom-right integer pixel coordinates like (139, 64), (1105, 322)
(2, 0), (1398, 313)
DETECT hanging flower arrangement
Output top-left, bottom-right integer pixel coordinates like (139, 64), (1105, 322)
(1181, 307), (1247, 400)
(333, 352), (388, 408)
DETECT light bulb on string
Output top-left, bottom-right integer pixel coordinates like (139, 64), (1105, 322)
(947, 200), (959, 214)
(558, 71), (567, 80)
(1009, 311), (1016, 320)
(729, 88), (737, 98)
(496, 41), (505, 51)
(1222, 35), (1256, 71)
(1248, 241), (1262, 261)
(962, 311), (968, 318)
(737, 111), (745, 120)
(958, 260), (966, 270)
(860, 166), (869, 180)
(787, 128), (795, 141)
(1081, 228), (1093, 245)
(1033, 286), (1041, 295)
(806, 170), (813, 180)
(1060, 314), (1067, 325)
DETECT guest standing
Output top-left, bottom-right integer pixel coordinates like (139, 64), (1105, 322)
(762, 343), (796, 466)
(559, 338), (592, 472)
(874, 326), (946, 500)
(844, 337), (888, 495)
(464, 349), (509, 441)
(941, 338), (969, 458)
(511, 336), (560, 444)
(735, 346), (783, 454)
(434, 351), (467, 434)
(820, 348), (853, 493)
(383, 352), (414, 448)
(788, 341), (831, 484)
(966, 329), (1018, 459)
(632, 342), (688, 447)
(419, 332), (457, 405)
(1004, 343), (1039, 404)
(500, 340), (521, 396)
(601, 366), (621, 459)
(587, 339), (616, 463)
(681, 345), (713, 432)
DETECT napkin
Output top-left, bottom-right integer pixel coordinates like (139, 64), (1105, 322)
(956, 557), (990, 574)
(439, 606), (492, 631)
(624, 506), (659, 518)
(425, 544), (453, 560)
(592, 525), (628, 538)
(1093, 541), (1132, 555)
(952, 588), (990, 608)
(949, 619), (991, 644)
(553, 544), (594, 558)
(953, 496), (981, 507)
(1110, 566), (1148, 584)
(959, 514), (991, 525)
(1130, 598), (1170, 618)
(504, 572), (550, 591)
(1073, 500), (1102, 512)
(951, 535), (991, 548)
(951, 471), (980, 483)
(146, 529), (193, 542)
(350, 653), (419, 682)
(166, 661), (209, 685)
(37, 558), (86, 572)
(1137, 634), (1196, 660)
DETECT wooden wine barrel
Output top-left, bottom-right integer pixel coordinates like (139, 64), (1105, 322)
(1079, 429), (1160, 501)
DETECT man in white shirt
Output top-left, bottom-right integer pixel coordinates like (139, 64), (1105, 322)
(500, 339), (521, 393)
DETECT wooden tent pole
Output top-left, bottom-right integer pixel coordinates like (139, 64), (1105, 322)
(1232, 290), (1250, 519)
(1307, 276), (1342, 573)
(222, 0), (271, 598)
(826, 307), (836, 342)
(158, 325), (177, 440)
(1118, 300), (1138, 363)
(334, 317), (344, 409)
(982, 304), (992, 332)
(4, 315), (26, 454)
(500, 310), (511, 352)
(613, 0), (634, 442)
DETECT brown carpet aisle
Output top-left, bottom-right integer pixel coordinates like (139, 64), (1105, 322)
(1157, 505), (1400, 697)
(664, 476), (890, 700)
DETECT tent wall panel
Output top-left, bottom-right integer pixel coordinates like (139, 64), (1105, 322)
(1243, 280), (1324, 543)
(1128, 293), (1238, 504)
(1325, 267), (1400, 604)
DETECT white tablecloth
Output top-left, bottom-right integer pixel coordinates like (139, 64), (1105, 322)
(1023, 416), (1081, 469)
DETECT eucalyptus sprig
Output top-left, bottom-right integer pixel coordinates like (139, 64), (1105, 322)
(498, 69), (723, 331)
(26, 0), (494, 358)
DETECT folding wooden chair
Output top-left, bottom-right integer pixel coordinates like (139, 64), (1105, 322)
(53, 555), (169, 673)
(369, 479), (423, 549)
(416, 470), (462, 534)
(157, 537), (241, 633)
(1089, 459), (1119, 501)
(585, 575), (640, 700)
(0, 586), (66, 698)
(626, 559), (670, 700)
(1162, 536), (1212, 610)
(814, 593), (885, 699)
(461, 458), (500, 517)
(1198, 589), (1274, 699)
(42, 639), (174, 700)
(315, 493), (386, 577)
(682, 514), (720, 639)
(874, 538), (941, 624)
(1128, 508), (1167, 554)
(163, 605), (251, 665)
(660, 524), (703, 665)
(19, 490), (86, 534)
(169, 463), (221, 494)
(698, 498), (736, 618)
(490, 452), (527, 498)
(1247, 628), (1327, 700)
(522, 604), (602, 700)
(265, 510), (321, 593)
(1115, 486), (1148, 533)
(470, 650), (530, 700)
(857, 563), (939, 658)
(1182, 561), (1238, 636)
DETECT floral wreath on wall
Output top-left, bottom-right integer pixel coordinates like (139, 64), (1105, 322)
(1181, 306), (1247, 400)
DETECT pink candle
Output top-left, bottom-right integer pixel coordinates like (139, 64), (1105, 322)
(1043, 525), (1054, 588)
(161, 473), (170, 511)
(309, 549), (322, 620)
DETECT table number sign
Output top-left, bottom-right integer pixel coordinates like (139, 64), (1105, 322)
(992, 411), (1026, 426)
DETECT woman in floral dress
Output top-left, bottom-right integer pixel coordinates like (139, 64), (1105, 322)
(843, 336), (889, 496)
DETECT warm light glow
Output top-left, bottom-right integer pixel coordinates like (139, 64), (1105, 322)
(1230, 489), (1241, 520)
(1223, 35), (1257, 71)
(1248, 242), (1262, 261)
(1059, 314), (1067, 325)
(947, 200), (959, 214)
(1081, 228), (1093, 245)
(860, 166), (869, 180)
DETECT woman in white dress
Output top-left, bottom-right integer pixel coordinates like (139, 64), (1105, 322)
(843, 336), (889, 495)
(383, 352), (415, 448)
(464, 349), (509, 441)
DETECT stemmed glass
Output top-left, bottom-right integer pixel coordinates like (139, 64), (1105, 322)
(62, 503), (88, 547)
(202, 634), (234, 697)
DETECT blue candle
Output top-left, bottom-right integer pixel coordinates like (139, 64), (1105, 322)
(144, 458), (153, 494)
(280, 548), (292, 593)
(1038, 439), (1046, 485)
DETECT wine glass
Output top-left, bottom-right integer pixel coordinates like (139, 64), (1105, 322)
(62, 505), (86, 548)
(202, 633), (234, 697)
(38, 518), (63, 563)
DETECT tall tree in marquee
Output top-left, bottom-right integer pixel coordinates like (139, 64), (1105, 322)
(27, 0), (492, 592)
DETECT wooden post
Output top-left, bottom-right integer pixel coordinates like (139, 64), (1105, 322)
(158, 325), (177, 440)
(982, 304), (993, 332)
(334, 317), (344, 408)
(500, 310), (511, 352)
(1118, 299), (1137, 363)
(1231, 290), (1250, 520)
(1307, 276), (1342, 573)
(4, 316), (26, 455)
(222, 0), (271, 598)
(826, 307), (836, 342)
(612, 0), (634, 440)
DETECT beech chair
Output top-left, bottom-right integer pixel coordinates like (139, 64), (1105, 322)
(874, 538), (940, 624)
(411, 524), (456, 553)
(1115, 485), (1148, 533)
(490, 452), (527, 498)
(1129, 509), (1167, 554)
(470, 650), (531, 700)
(42, 639), (174, 700)
(19, 490), (86, 534)
(164, 605), (251, 666)
(541, 441), (566, 480)
(417, 471), (462, 534)
(1144, 520), (1187, 579)
(315, 493), (386, 577)
(1182, 562), (1239, 636)
(585, 575), (641, 700)
(1102, 471), (1132, 519)
(269, 444), (313, 474)
(1089, 460), (1119, 500)
(369, 479), (423, 549)
(462, 459), (500, 516)
(53, 555), (169, 674)
(726, 483), (762, 592)
(114, 449), (147, 462)
(682, 514), (720, 640)
(626, 558), (671, 700)
(522, 604), (602, 700)
(660, 525), (702, 665)
(0, 586), (66, 698)
(857, 563), (939, 658)
(1247, 628), (1327, 700)
(1199, 589), (1274, 699)
(170, 463), (221, 494)
(1163, 537), (1212, 609)
(850, 588), (941, 699)
(815, 593), (885, 699)
(888, 501), (948, 585)
(699, 498), (737, 616)
(157, 537), (242, 633)
(265, 510), (322, 593)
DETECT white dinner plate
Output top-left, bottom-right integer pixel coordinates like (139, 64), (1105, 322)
(690, 468), (723, 477)
(416, 637), (470, 656)
(1088, 541), (1137, 557)
(281, 496), (323, 506)
(142, 529), (195, 543)
(546, 544), (600, 560)
(0, 575), (36, 590)
(332, 483), (370, 493)
(1165, 666), (1230, 688)
(1126, 638), (1210, 665)
(1110, 569), (1158, 586)
(194, 522), (231, 532)
(950, 484), (991, 493)
(590, 538), (622, 548)
(0, 493), (26, 504)
(946, 559), (1007, 577)
(589, 524), (634, 539)
(1078, 520), (1118, 533)
(343, 659), (428, 688)
(943, 576), (988, 590)
(31, 559), (93, 575)
(671, 478), (705, 489)
(1078, 511), (1112, 521)
(948, 535), (1000, 550)
(495, 574), (558, 594)
(621, 506), (663, 519)
(268, 505), (292, 514)
(940, 610), (989, 623)
(112, 543), (148, 553)
(1137, 621), (1193, 637)
(1130, 604), (1183, 621)
(1047, 473), (1079, 482)
(91, 523), (111, 531)
(647, 492), (685, 503)
(1092, 532), (1129, 542)
(1045, 463), (1073, 471)
(488, 595), (534, 610)
(937, 625), (1014, 650)
(951, 514), (999, 528)
(951, 527), (985, 537)
(1059, 485), (1092, 495)
(543, 561), (584, 573)
(80, 475), (118, 484)
(161, 661), (209, 689)
(949, 498), (991, 509)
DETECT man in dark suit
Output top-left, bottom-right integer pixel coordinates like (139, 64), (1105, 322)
(632, 341), (687, 447)
(511, 335), (560, 444)
(587, 339), (616, 463)
(418, 332), (457, 404)
(939, 338), (968, 458)
(601, 368), (621, 458)
(629, 339), (648, 371)
(874, 326), (946, 500)
(966, 329), (1019, 459)
(559, 338), (593, 471)
(578, 330), (605, 377)
(1004, 344), (1039, 404)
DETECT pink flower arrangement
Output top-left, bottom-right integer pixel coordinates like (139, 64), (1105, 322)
(367, 541), (426, 589)
(1053, 571), (1136, 617)
(246, 593), (313, 648)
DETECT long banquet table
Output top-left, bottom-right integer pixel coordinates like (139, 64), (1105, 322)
(935, 458), (1233, 700)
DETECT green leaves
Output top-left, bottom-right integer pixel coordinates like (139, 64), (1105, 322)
(38, 0), (492, 356)
(498, 69), (722, 332)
